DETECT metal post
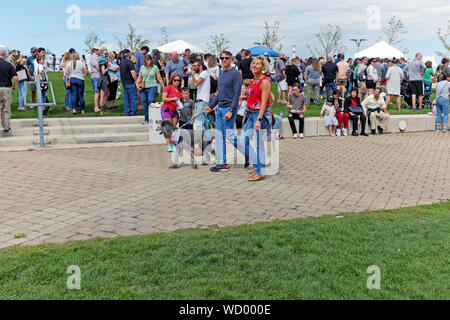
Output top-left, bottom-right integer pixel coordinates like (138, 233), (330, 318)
(35, 71), (45, 148)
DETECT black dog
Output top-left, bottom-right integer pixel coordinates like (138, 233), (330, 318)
(157, 120), (215, 169)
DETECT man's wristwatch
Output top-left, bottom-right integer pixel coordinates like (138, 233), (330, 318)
(258, 117), (262, 121)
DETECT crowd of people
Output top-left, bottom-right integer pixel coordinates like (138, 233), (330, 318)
(1, 44), (449, 180)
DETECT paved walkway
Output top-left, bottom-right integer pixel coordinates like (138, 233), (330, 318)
(1, 132), (449, 249)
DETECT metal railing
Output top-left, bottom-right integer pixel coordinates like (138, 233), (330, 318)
(24, 76), (57, 147)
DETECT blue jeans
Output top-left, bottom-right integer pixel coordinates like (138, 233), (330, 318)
(325, 82), (336, 98)
(64, 77), (71, 108)
(140, 86), (158, 122)
(215, 106), (237, 165)
(194, 101), (208, 131)
(69, 78), (85, 111)
(18, 81), (27, 107)
(91, 77), (100, 93)
(124, 84), (139, 116)
(273, 115), (282, 130)
(436, 97), (449, 126)
(236, 112), (269, 174)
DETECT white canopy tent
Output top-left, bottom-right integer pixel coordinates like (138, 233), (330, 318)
(354, 41), (404, 59)
(157, 40), (203, 54)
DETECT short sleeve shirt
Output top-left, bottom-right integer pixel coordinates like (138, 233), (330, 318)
(90, 53), (100, 79)
(120, 58), (136, 86)
(139, 65), (159, 88)
(195, 70), (210, 103)
(337, 61), (349, 80)
(0, 59), (17, 87)
(288, 93), (306, 113)
(162, 85), (182, 112)
(179, 98), (195, 121)
(275, 58), (286, 82)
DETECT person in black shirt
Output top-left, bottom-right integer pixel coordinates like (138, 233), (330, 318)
(120, 49), (139, 116)
(0, 48), (18, 133)
(239, 50), (254, 87)
(322, 57), (338, 99)
(285, 57), (301, 95)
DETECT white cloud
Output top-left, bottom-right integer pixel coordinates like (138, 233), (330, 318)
(79, 0), (450, 57)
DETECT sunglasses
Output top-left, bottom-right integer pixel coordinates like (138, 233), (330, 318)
(219, 56), (231, 60)
(173, 79), (181, 82)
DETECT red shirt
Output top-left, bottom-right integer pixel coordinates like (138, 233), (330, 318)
(162, 85), (182, 112)
(246, 76), (271, 110)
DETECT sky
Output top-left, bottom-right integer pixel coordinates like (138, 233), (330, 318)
(1, 0), (449, 61)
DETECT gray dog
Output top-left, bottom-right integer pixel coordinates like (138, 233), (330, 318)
(157, 120), (215, 169)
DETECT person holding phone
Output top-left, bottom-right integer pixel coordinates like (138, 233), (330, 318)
(286, 83), (307, 138)
(161, 73), (182, 152)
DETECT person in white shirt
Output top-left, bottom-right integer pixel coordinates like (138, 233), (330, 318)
(366, 58), (379, 97)
(361, 87), (389, 134)
(191, 60), (211, 154)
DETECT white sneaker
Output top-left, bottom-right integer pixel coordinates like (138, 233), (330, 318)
(342, 128), (348, 136)
(299, 133), (304, 139)
(336, 129), (341, 136)
(293, 133), (298, 139)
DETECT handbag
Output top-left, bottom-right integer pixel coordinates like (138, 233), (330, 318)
(138, 67), (151, 91)
(349, 106), (362, 113)
(66, 78), (71, 89)
(17, 69), (27, 82)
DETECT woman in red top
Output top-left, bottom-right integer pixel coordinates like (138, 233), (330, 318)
(238, 55), (272, 181)
(161, 73), (182, 151)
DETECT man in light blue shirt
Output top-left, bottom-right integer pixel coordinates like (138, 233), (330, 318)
(164, 51), (185, 84)
(404, 53), (426, 110)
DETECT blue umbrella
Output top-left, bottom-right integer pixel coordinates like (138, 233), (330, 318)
(246, 45), (279, 57)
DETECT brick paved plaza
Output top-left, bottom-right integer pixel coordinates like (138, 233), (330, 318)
(0, 132), (449, 249)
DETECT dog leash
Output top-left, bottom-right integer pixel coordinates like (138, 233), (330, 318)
(178, 112), (208, 129)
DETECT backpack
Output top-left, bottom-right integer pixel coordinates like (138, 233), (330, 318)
(358, 66), (368, 82)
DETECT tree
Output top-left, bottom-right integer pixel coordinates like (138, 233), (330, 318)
(306, 24), (346, 58)
(84, 31), (105, 54)
(159, 27), (170, 45)
(435, 20), (450, 57)
(261, 21), (283, 52)
(115, 23), (150, 53)
(206, 34), (230, 56)
(379, 16), (407, 46)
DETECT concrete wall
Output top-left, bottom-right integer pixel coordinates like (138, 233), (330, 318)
(279, 114), (438, 137)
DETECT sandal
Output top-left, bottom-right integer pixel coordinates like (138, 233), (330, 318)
(248, 173), (265, 181)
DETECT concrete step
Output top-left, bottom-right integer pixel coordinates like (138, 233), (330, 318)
(1, 124), (148, 137)
(0, 141), (150, 152)
(10, 116), (146, 128)
(0, 132), (149, 147)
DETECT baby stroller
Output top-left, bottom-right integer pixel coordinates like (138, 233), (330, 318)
(400, 80), (414, 109)
(423, 82), (433, 109)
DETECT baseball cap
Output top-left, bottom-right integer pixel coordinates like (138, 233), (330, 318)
(152, 49), (161, 55)
(92, 46), (101, 51)
(326, 97), (334, 103)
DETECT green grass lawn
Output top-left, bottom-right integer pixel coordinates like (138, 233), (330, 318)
(11, 72), (433, 119)
(0, 201), (448, 300)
